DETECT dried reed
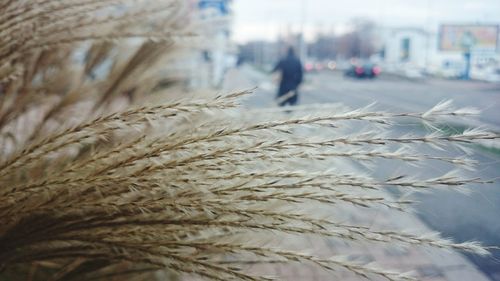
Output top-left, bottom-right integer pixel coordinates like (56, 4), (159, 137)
(0, 1), (498, 281)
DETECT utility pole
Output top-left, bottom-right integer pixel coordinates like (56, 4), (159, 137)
(424, 0), (431, 73)
(299, 0), (307, 62)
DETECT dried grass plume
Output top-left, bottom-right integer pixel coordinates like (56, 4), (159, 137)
(0, 1), (498, 281)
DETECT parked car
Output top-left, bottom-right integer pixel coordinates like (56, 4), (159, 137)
(344, 63), (381, 78)
(304, 61), (326, 73)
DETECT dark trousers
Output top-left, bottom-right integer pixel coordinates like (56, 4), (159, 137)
(278, 90), (299, 107)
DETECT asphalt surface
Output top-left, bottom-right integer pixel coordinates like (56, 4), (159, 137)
(239, 68), (500, 281)
(303, 71), (500, 130)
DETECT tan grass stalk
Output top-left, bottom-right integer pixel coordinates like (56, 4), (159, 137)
(1, 1), (499, 281)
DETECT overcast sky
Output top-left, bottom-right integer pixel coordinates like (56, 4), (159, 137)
(232, 0), (500, 42)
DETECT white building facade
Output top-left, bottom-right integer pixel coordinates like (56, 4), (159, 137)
(378, 26), (500, 81)
(190, 0), (236, 88)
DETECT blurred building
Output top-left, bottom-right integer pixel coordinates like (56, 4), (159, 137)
(238, 32), (303, 71)
(188, 0), (236, 89)
(377, 25), (500, 81)
(378, 28), (428, 69)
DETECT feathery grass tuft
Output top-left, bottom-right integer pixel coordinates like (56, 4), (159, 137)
(0, 1), (498, 281)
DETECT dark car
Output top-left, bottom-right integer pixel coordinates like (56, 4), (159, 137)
(344, 63), (381, 78)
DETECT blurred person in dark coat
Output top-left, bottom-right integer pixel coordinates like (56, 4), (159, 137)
(272, 47), (303, 107)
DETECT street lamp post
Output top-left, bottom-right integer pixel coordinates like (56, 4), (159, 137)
(460, 31), (476, 80)
(299, 0), (307, 62)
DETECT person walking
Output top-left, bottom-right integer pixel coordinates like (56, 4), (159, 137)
(272, 47), (304, 107)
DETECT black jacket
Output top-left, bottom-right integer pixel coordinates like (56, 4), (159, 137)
(273, 54), (303, 95)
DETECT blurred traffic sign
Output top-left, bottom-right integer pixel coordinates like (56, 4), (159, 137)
(198, 0), (230, 15)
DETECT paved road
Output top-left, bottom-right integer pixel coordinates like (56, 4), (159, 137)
(226, 67), (500, 281)
(304, 71), (500, 130)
